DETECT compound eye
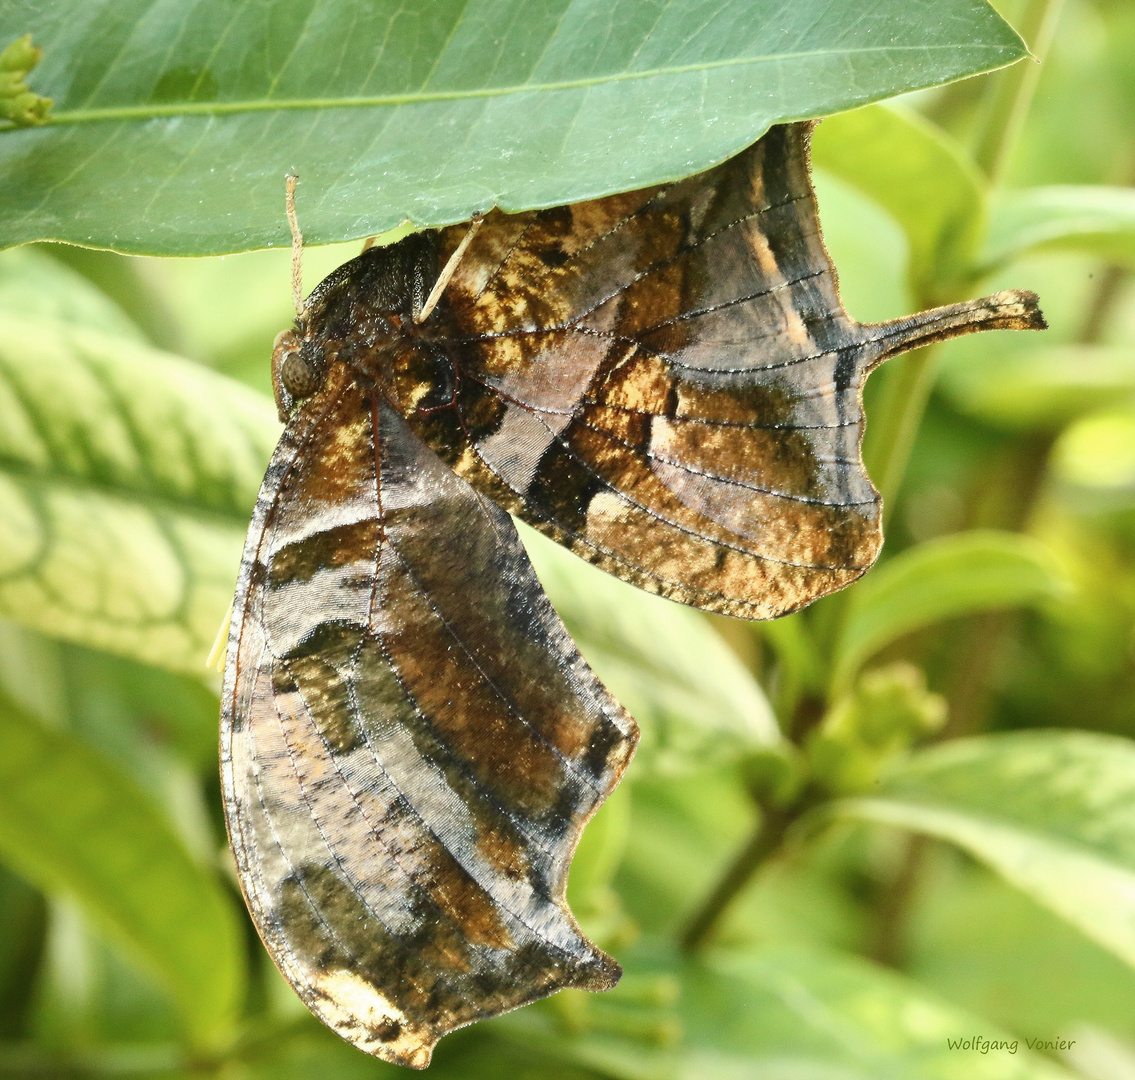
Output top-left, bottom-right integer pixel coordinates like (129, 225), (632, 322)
(279, 349), (318, 398)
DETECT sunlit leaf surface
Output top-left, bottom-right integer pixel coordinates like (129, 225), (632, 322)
(0, 0), (1024, 253)
(0, 306), (279, 674)
(842, 731), (1135, 971)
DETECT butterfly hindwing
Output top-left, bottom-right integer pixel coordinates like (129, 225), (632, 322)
(400, 122), (1042, 618)
(221, 361), (636, 1069)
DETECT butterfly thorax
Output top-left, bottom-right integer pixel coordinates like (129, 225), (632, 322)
(270, 232), (457, 421)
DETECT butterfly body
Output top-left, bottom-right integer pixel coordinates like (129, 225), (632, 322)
(223, 122), (1043, 1068)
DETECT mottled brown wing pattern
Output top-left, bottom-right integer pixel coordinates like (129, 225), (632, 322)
(222, 119), (1042, 1068)
(221, 360), (636, 1068)
(397, 122), (1042, 618)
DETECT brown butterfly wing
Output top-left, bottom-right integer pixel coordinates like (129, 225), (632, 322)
(221, 361), (636, 1068)
(406, 122), (1041, 619)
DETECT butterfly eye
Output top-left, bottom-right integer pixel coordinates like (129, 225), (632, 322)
(279, 349), (318, 398)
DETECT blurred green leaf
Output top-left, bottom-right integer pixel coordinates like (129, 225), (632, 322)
(567, 785), (636, 950)
(984, 186), (1135, 269)
(519, 524), (779, 775)
(0, 864), (44, 1039)
(812, 103), (986, 302)
(0, 246), (141, 338)
(831, 530), (1068, 693)
(910, 853), (1135, 1044)
(840, 731), (1135, 972)
(1053, 406), (1135, 492)
(0, 252), (279, 674)
(497, 942), (1075, 1079)
(760, 612), (826, 712)
(0, 697), (245, 1049)
(941, 344), (1135, 429)
(812, 166), (914, 324)
(117, 242), (364, 390)
(0, 0), (1025, 254)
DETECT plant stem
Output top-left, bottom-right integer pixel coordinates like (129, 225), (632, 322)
(869, 833), (929, 968)
(972, 0), (1065, 185)
(1079, 265), (1130, 344)
(680, 804), (792, 952)
(862, 346), (941, 521)
(944, 258), (1130, 736)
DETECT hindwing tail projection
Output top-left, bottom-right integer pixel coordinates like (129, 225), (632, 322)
(221, 364), (636, 1069)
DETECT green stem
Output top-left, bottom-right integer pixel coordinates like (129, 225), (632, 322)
(680, 804), (793, 952)
(862, 347), (941, 521)
(972, 0), (1065, 185)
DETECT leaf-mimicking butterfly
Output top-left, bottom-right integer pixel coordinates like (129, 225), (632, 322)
(220, 121), (1044, 1068)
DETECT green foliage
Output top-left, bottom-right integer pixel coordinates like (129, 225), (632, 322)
(0, 694), (244, 1050)
(813, 104), (987, 303)
(488, 943), (1075, 1080)
(941, 344), (1135, 428)
(2, 1), (1135, 1077)
(809, 663), (947, 795)
(830, 530), (1068, 693)
(985, 185), (1135, 269)
(0, 34), (51, 127)
(0, 254), (278, 674)
(841, 731), (1135, 970)
(0, 0), (1023, 253)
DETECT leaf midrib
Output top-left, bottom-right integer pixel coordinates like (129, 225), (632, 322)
(31, 44), (1020, 128)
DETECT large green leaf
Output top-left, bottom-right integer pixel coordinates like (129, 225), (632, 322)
(984, 185), (1135, 270)
(0, 253), (279, 675)
(0, 698), (245, 1049)
(520, 524), (779, 775)
(831, 530), (1068, 693)
(812, 103), (987, 302)
(494, 942), (1074, 1079)
(0, 0), (1026, 254)
(839, 730), (1135, 972)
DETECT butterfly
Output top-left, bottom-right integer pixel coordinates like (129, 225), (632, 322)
(220, 121), (1043, 1068)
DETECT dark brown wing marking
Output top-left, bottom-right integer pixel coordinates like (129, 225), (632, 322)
(397, 122), (1043, 619)
(221, 362), (636, 1069)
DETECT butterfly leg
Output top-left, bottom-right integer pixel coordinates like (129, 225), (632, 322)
(414, 214), (484, 324)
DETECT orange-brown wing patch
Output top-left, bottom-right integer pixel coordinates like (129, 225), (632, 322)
(221, 364), (636, 1068)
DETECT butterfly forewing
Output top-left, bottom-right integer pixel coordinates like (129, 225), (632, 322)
(221, 362), (636, 1068)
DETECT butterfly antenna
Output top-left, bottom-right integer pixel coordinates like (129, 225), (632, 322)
(285, 173), (305, 320)
(415, 213), (484, 324)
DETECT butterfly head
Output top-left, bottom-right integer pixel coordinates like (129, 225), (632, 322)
(271, 326), (326, 420)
